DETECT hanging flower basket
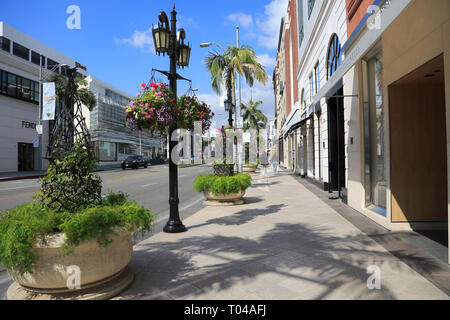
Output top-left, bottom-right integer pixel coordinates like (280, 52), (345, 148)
(125, 82), (214, 134)
(125, 82), (176, 134)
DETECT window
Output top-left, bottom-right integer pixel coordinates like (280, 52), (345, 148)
(47, 58), (59, 71)
(31, 51), (41, 65)
(363, 53), (386, 212)
(327, 34), (342, 79)
(0, 69), (39, 104)
(12, 42), (30, 61)
(314, 62), (320, 94)
(0, 36), (11, 53)
(307, 0), (315, 18)
(309, 73), (313, 102)
(0, 71), (7, 93)
(7, 73), (17, 96)
(297, 0), (304, 45)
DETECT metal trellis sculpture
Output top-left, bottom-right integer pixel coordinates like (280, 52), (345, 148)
(46, 67), (92, 162)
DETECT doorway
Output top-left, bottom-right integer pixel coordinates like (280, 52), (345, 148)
(18, 143), (34, 171)
(389, 54), (447, 237)
(327, 86), (345, 194)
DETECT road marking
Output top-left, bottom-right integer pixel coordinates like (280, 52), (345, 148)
(142, 183), (157, 187)
(0, 185), (38, 192)
(0, 192), (35, 200)
(156, 196), (204, 224)
(179, 175), (187, 178)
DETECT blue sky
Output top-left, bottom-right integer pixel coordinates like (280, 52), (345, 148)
(1, 0), (288, 127)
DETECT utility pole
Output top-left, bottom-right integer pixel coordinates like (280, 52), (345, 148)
(236, 26), (243, 173)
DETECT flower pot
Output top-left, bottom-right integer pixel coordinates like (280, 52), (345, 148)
(242, 164), (257, 172)
(7, 227), (134, 300)
(203, 189), (246, 206)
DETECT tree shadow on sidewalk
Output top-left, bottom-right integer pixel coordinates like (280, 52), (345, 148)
(117, 221), (446, 300)
(188, 204), (286, 230)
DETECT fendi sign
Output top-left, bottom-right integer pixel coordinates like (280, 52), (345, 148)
(22, 121), (37, 129)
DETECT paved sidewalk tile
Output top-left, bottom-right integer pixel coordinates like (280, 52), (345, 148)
(112, 171), (449, 300)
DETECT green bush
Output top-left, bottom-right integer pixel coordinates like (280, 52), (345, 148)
(0, 192), (155, 275)
(194, 173), (252, 195)
(35, 141), (102, 213)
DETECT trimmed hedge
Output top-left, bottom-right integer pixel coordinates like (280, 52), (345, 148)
(194, 173), (252, 195)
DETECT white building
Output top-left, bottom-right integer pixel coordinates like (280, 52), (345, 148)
(83, 76), (164, 162)
(0, 21), (88, 173)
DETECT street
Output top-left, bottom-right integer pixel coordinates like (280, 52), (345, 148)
(0, 164), (212, 235)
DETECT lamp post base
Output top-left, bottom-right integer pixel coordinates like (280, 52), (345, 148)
(163, 220), (187, 233)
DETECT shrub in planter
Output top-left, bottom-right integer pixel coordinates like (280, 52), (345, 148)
(194, 173), (251, 195)
(0, 140), (155, 299)
(0, 192), (155, 276)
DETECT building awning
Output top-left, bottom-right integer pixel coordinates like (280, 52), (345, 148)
(310, 0), (411, 107)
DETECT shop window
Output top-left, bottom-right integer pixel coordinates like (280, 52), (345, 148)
(363, 52), (386, 213)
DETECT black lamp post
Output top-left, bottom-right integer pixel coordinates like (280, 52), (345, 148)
(224, 98), (234, 127)
(152, 5), (191, 233)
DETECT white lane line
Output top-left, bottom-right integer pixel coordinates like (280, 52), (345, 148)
(142, 183), (157, 187)
(156, 196), (204, 224)
(179, 175), (187, 178)
(0, 185), (38, 192)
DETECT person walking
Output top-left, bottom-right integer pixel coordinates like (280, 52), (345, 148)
(270, 145), (279, 174)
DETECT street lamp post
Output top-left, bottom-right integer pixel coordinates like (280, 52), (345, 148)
(152, 5), (191, 233)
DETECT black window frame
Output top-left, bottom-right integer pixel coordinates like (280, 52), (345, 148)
(12, 42), (30, 61)
(31, 51), (41, 65)
(0, 36), (11, 53)
(0, 69), (39, 104)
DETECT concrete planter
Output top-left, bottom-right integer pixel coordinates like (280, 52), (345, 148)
(242, 164), (257, 172)
(204, 189), (246, 206)
(7, 227), (134, 300)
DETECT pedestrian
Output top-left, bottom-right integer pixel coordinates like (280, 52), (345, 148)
(270, 145), (279, 174)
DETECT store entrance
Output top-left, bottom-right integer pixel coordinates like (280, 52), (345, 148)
(327, 86), (345, 196)
(389, 54), (447, 244)
(18, 143), (34, 171)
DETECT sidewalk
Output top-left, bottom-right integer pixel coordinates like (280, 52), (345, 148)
(113, 170), (450, 300)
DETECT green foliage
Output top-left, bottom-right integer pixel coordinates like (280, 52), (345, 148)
(194, 173), (252, 195)
(212, 159), (235, 176)
(35, 141), (103, 213)
(0, 193), (155, 275)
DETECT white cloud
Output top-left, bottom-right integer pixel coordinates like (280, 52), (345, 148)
(256, 0), (289, 50)
(226, 13), (254, 28)
(115, 28), (155, 53)
(257, 54), (276, 70)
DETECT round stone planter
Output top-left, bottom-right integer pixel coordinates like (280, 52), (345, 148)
(204, 189), (246, 206)
(7, 227), (134, 300)
(242, 164), (257, 173)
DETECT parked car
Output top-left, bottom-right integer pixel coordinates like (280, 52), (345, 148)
(121, 155), (148, 170)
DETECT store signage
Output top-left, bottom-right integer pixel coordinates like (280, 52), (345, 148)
(42, 82), (56, 121)
(22, 121), (36, 129)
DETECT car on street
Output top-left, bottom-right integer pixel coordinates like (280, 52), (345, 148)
(121, 155), (148, 170)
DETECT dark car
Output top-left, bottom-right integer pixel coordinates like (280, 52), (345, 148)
(121, 155), (148, 170)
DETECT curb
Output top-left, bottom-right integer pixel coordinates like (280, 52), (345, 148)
(0, 174), (47, 182)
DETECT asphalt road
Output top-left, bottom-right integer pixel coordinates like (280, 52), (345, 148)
(0, 164), (212, 235)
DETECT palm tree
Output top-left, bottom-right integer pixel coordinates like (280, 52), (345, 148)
(50, 73), (96, 111)
(205, 45), (268, 108)
(241, 99), (267, 163)
(241, 99), (268, 131)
